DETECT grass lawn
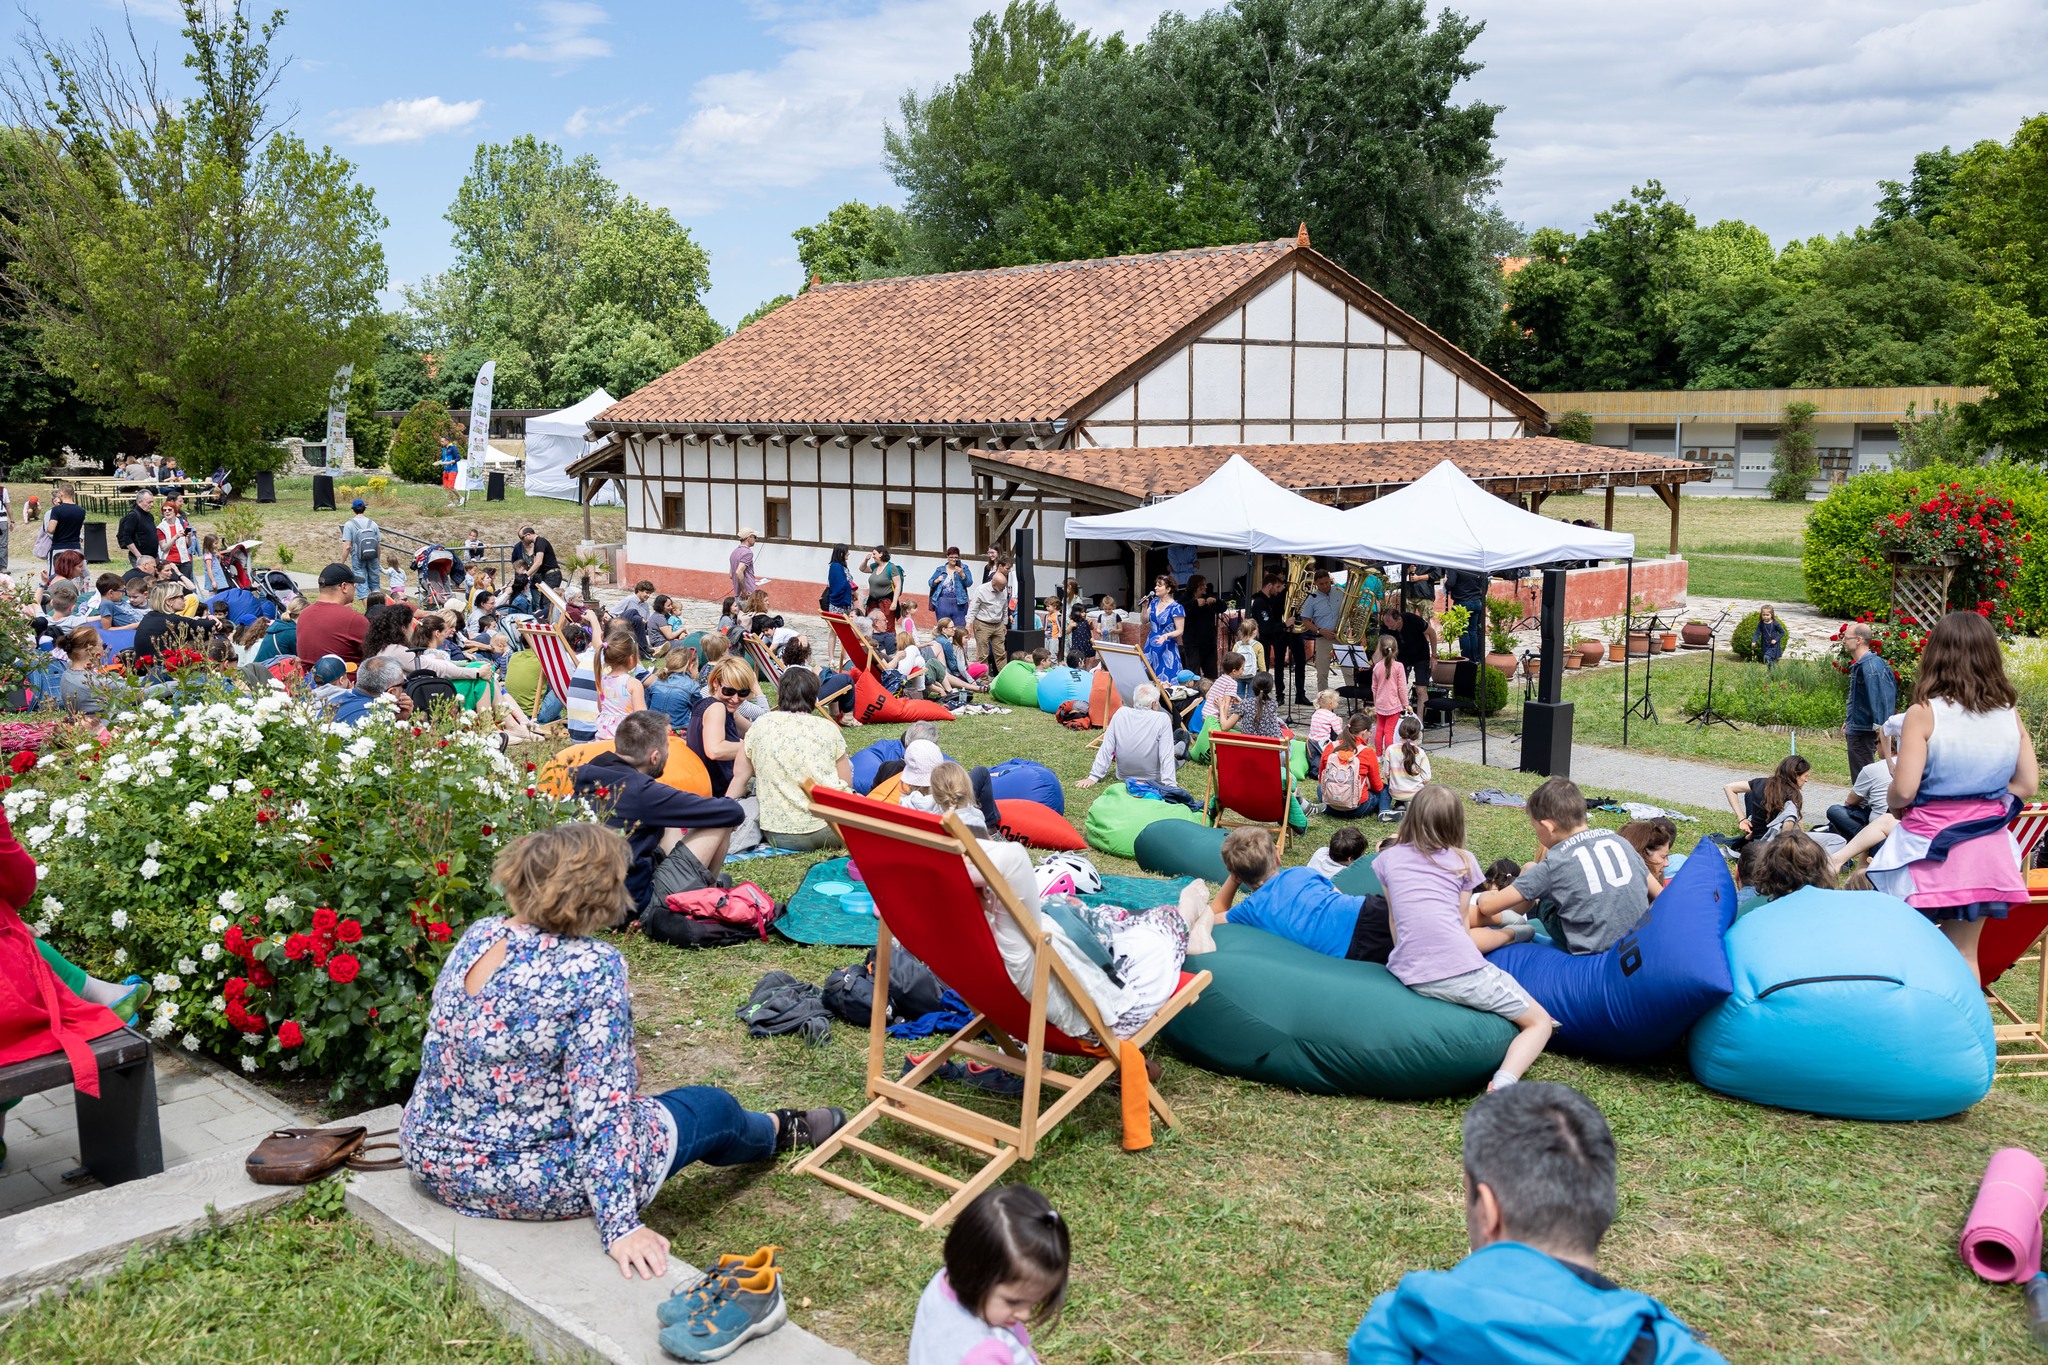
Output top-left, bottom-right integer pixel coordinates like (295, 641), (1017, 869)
(608, 702), (2045, 1364)
(0, 1194), (539, 1364)
(1682, 556), (1809, 604)
(1540, 491), (1813, 604)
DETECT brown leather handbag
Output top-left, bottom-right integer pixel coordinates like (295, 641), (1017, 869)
(245, 1125), (402, 1185)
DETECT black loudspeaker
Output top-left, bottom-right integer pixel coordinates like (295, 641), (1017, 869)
(310, 474), (333, 511)
(82, 521), (109, 564)
(1537, 567), (1568, 705)
(257, 471), (277, 504)
(486, 471), (506, 502)
(1006, 628), (1043, 657)
(1521, 700), (1574, 778)
(1009, 526), (1035, 628)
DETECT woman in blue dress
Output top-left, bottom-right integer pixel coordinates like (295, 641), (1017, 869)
(1144, 575), (1186, 680)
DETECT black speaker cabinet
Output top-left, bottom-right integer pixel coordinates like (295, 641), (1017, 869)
(486, 471), (507, 502)
(1006, 628), (1044, 658)
(82, 521), (109, 564)
(256, 470), (277, 504)
(1520, 699), (1575, 778)
(309, 474), (333, 511)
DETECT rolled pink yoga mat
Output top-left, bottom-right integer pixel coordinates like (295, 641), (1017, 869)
(1959, 1147), (2046, 1283)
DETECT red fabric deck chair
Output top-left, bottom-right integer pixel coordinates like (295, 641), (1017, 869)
(523, 624), (576, 712)
(1981, 803), (2048, 1076)
(798, 786), (1211, 1228)
(740, 634), (783, 687)
(1207, 731), (1296, 856)
(821, 611), (885, 678)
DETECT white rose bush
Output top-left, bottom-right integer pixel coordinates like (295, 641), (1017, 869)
(16, 682), (570, 1100)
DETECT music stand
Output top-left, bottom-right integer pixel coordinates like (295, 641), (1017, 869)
(1623, 606), (1660, 729)
(1687, 606), (1739, 731)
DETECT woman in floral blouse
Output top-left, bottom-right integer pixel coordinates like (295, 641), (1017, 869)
(401, 822), (844, 1279)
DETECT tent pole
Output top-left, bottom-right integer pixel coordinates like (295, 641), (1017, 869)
(1623, 557), (1633, 748)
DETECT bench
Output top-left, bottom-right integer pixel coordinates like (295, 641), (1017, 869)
(0, 1028), (164, 1185)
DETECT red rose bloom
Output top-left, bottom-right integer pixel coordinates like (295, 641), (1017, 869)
(9, 750), (36, 774)
(427, 921), (452, 942)
(311, 906), (338, 932)
(327, 953), (361, 984)
(248, 964), (275, 989)
(255, 810), (273, 824)
(479, 824), (493, 836)
(283, 933), (312, 960)
(277, 1021), (304, 1049)
(367, 1007), (378, 1020)
(259, 789), (272, 797)
(224, 976), (249, 1001)
(434, 860), (450, 876)
(336, 918), (363, 943)
(223, 925), (246, 956)
(311, 943), (330, 968)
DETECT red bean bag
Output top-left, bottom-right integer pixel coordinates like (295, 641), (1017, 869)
(995, 799), (1087, 850)
(853, 670), (954, 724)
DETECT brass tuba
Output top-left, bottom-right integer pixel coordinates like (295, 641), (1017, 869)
(1335, 560), (1376, 646)
(1280, 555), (1314, 621)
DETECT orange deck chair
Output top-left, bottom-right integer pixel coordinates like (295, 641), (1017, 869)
(1983, 802), (2048, 1077)
(821, 611), (886, 678)
(1207, 730), (1296, 856)
(797, 786), (1211, 1228)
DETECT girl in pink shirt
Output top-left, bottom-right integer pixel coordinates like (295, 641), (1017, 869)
(909, 1186), (1068, 1365)
(1369, 636), (1408, 754)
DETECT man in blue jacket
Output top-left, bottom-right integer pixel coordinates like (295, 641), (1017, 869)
(1842, 622), (1898, 781)
(1349, 1084), (1724, 1365)
(573, 710), (745, 917)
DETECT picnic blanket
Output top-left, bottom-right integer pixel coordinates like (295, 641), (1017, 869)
(774, 858), (1194, 947)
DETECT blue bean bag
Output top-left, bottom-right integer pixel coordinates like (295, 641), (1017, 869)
(1486, 846), (1736, 1062)
(985, 757), (1065, 815)
(848, 740), (903, 795)
(1687, 888), (1996, 1121)
(1036, 666), (1092, 714)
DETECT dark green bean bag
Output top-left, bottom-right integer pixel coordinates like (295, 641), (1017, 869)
(1332, 857), (1385, 898)
(1163, 924), (1514, 1097)
(990, 659), (1040, 707)
(1082, 783), (1205, 860)
(1133, 821), (1228, 881)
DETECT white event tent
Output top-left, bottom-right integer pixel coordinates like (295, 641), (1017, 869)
(524, 389), (620, 503)
(1062, 453), (1359, 554)
(1340, 461), (1635, 571)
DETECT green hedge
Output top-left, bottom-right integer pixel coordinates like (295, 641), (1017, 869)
(1729, 609), (1764, 661)
(1803, 462), (2048, 628)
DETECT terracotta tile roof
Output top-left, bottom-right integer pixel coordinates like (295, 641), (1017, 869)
(594, 240), (1302, 428)
(973, 439), (1711, 508)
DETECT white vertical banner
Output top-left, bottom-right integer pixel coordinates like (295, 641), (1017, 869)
(324, 364), (353, 465)
(466, 361), (496, 466)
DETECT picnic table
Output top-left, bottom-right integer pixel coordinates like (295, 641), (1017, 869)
(56, 478), (222, 515)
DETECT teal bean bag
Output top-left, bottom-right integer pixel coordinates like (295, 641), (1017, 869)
(1162, 924), (1514, 1096)
(1036, 666), (1092, 714)
(1082, 783), (1205, 860)
(1331, 856), (1385, 898)
(1134, 821), (1228, 881)
(990, 659), (1040, 707)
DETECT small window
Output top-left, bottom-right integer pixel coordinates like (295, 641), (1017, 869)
(765, 497), (791, 541)
(661, 493), (686, 531)
(884, 505), (915, 549)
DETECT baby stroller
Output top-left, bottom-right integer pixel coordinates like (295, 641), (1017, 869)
(252, 568), (302, 617)
(219, 541), (259, 591)
(412, 545), (465, 608)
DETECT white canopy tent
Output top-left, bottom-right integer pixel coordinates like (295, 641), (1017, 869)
(1063, 453), (1361, 554)
(524, 389), (620, 503)
(1339, 461), (1634, 570)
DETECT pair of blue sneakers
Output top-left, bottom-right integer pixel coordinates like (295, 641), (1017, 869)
(657, 1245), (787, 1362)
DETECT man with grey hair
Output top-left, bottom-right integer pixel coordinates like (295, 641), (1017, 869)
(1348, 1084), (1723, 1364)
(1842, 621), (1897, 780)
(332, 656), (413, 726)
(1079, 681), (1181, 791)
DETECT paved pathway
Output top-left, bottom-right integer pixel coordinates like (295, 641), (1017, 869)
(0, 1048), (304, 1217)
(1437, 730), (1848, 814)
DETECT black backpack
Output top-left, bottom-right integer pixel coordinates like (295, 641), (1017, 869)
(403, 670), (462, 717)
(823, 947), (947, 1027)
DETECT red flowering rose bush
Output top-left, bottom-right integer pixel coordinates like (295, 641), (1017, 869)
(15, 679), (574, 1100)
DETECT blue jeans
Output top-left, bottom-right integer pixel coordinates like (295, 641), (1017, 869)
(653, 1086), (777, 1178)
(535, 692), (564, 725)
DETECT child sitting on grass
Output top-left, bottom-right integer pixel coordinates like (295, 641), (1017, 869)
(1473, 777), (1650, 955)
(1308, 688), (1343, 751)
(1307, 826), (1369, 880)
(1212, 827), (1384, 962)
(1749, 831), (1837, 903)
(1385, 715), (1430, 812)
(909, 1185), (1068, 1365)
(1483, 858), (1520, 892)
(1376, 784), (1552, 1092)
(1318, 713), (1387, 818)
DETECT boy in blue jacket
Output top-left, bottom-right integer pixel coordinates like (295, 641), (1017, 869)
(1349, 1083), (1724, 1365)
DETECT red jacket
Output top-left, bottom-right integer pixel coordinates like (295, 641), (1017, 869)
(0, 807), (123, 1094)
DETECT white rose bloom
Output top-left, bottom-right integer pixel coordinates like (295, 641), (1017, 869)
(109, 909), (128, 930)
(152, 973), (180, 993)
(208, 914), (228, 933)
(177, 956), (197, 975)
(206, 783), (229, 801)
(210, 994), (226, 1011)
(264, 894), (293, 915)
(241, 1055), (257, 1072)
(182, 1032), (200, 1050)
(233, 778), (254, 794)
(184, 801), (211, 820)
(111, 947), (126, 965)
(23, 825), (52, 849)
(31, 918), (49, 935)
(201, 943), (221, 963)
(374, 764), (392, 779)
(145, 840), (164, 859)
(36, 753), (55, 768)
(41, 896), (62, 916)
(139, 858), (162, 880)
(280, 1059), (299, 1072)
(148, 1014), (173, 1038)
(242, 1033), (264, 1046)
(218, 890), (243, 913)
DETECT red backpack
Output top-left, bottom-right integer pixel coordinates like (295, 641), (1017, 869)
(662, 882), (777, 940)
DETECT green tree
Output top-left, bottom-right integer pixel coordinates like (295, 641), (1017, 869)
(1894, 399), (1973, 470)
(996, 166), (1256, 265)
(373, 328), (433, 413)
(1769, 400), (1819, 501)
(1746, 219), (1977, 386)
(1552, 409), (1594, 443)
(1947, 114), (2048, 457)
(737, 295), (793, 330)
(793, 201), (917, 283)
(0, 3), (385, 486)
(389, 399), (452, 485)
(1874, 148), (1962, 232)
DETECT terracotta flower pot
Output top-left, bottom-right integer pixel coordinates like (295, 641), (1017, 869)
(1523, 656), (1541, 677)
(1627, 631), (1651, 658)
(1681, 622), (1713, 648)
(1564, 653), (1583, 670)
(1578, 640), (1606, 666)
(1658, 632), (1678, 652)
(1487, 651), (1518, 675)
(1607, 643), (1627, 663)
(1432, 659), (1458, 685)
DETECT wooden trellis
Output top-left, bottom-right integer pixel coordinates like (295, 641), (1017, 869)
(1887, 550), (1958, 625)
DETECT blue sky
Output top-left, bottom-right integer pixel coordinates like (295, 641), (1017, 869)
(26, 1), (2048, 330)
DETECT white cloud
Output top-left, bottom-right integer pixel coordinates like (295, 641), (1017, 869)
(490, 1), (613, 66)
(565, 100), (653, 138)
(329, 96), (484, 146)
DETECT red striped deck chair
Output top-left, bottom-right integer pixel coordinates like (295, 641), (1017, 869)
(1207, 731), (1296, 856)
(796, 786), (1210, 1228)
(740, 633), (783, 687)
(523, 624), (575, 713)
(821, 611), (885, 678)
(1982, 803), (2048, 1077)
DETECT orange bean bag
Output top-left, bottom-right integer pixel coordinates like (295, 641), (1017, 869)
(535, 738), (713, 799)
(852, 670), (955, 724)
(994, 798), (1087, 851)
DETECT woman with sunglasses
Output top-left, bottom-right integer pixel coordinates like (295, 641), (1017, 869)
(685, 657), (758, 794)
(132, 580), (204, 666)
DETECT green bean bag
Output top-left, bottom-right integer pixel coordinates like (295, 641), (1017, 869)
(1289, 737), (1309, 781)
(1082, 783), (1205, 860)
(1331, 856), (1385, 898)
(990, 659), (1040, 707)
(1188, 726), (1212, 765)
(1134, 820), (1228, 881)
(1162, 924), (1514, 1097)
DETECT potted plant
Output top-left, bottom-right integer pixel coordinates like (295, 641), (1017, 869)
(1576, 632), (1606, 667)
(1659, 628), (1679, 652)
(1563, 642), (1584, 670)
(1484, 598), (1522, 675)
(1432, 604), (1469, 683)
(1603, 616), (1627, 664)
(1681, 618), (1713, 648)
(1523, 653), (1541, 678)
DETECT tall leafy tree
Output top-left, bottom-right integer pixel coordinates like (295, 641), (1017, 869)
(1947, 114), (2048, 457)
(995, 166), (1257, 266)
(792, 202), (919, 283)
(0, 2), (385, 483)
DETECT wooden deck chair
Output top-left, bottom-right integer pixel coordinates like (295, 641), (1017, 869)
(821, 610), (886, 677)
(523, 624), (576, 713)
(1095, 639), (1200, 728)
(744, 632), (846, 723)
(1207, 731), (1296, 855)
(1983, 804), (2048, 1077)
(535, 579), (572, 622)
(796, 786), (1211, 1228)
